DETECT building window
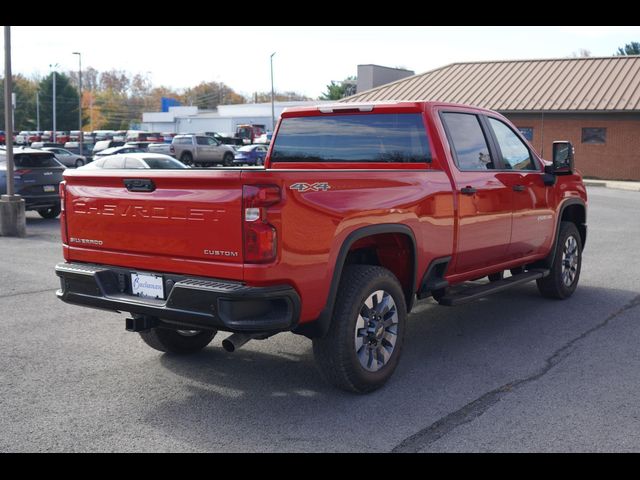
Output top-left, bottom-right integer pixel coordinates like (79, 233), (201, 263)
(582, 127), (606, 144)
(518, 127), (533, 141)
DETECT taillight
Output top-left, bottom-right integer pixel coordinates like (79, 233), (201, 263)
(14, 169), (32, 178)
(59, 181), (68, 244)
(59, 181), (66, 211)
(170, 145), (175, 154)
(243, 185), (280, 263)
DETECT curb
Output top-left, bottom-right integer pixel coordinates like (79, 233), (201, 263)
(584, 180), (640, 192)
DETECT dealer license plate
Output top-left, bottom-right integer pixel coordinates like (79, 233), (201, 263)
(131, 272), (164, 299)
(43, 185), (56, 192)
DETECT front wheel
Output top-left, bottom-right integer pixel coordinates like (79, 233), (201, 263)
(223, 152), (234, 166)
(313, 265), (407, 393)
(139, 326), (216, 354)
(38, 206), (61, 219)
(537, 221), (582, 299)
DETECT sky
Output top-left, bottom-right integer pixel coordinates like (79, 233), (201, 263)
(5, 26), (640, 99)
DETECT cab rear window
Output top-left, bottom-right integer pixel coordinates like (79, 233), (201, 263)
(271, 113), (431, 163)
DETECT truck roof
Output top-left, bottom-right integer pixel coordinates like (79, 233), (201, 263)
(280, 101), (497, 117)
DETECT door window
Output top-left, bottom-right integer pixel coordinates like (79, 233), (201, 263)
(488, 118), (537, 170)
(442, 113), (494, 171)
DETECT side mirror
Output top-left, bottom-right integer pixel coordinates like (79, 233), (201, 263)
(552, 141), (574, 175)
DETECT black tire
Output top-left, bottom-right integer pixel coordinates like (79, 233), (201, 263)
(223, 152), (234, 167)
(139, 326), (216, 354)
(313, 265), (407, 393)
(180, 152), (193, 165)
(38, 205), (61, 219)
(537, 221), (582, 299)
(75, 158), (85, 168)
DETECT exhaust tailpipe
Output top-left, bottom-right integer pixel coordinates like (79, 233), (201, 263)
(222, 333), (260, 353)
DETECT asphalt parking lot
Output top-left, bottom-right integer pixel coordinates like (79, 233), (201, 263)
(1, 186), (639, 452)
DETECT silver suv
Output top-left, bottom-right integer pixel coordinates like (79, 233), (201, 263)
(170, 134), (236, 167)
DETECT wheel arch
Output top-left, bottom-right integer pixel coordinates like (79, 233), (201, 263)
(294, 224), (417, 339)
(533, 198), (587, 270)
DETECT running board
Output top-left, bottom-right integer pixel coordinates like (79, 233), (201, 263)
(438, 270), (549, 306)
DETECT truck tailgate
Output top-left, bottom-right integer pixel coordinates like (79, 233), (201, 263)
(63, 169), (244, 279)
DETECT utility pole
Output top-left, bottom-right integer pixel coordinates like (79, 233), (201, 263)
(52, 70), (56, 144)
(72, 52), (83, 156)
(1, 26), (26, 237)
(36, 90), (40, 131)
(270, 52), (276, 131)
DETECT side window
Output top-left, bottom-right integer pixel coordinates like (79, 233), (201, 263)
(207, 137), (219, 146)
(103, 156), (125, 169)
(125, 157), (145, 169)
(442, 112), (494, 171)
(488, 118), (537, 170)
(196, 137), (208, 146)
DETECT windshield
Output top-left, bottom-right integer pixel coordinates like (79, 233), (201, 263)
(271, 113), (431, 163)
(14, 153), (61, 168)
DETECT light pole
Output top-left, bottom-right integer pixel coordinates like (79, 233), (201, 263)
(1, 26), (26, 237)
(36, 90), (40, 131)
(49, 63), (59, 143)
(270, 52), (276, 131)
(72, 52), (83, 156)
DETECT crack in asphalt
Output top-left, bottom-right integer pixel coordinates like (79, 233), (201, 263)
(391, 294), (640, 453)
(0, 288), (56, 300)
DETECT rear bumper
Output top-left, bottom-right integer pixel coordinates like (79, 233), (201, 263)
(55, 262), (301, 333)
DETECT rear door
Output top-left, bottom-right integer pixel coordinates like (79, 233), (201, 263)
(440, 111), (512, 274)
(195, 136), (215, 161)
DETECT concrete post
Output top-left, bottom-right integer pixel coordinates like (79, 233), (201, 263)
(1, 26), (26, 237)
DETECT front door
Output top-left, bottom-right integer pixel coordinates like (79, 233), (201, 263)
(484, 117), (555, 259)
(440, 111), (512, 274)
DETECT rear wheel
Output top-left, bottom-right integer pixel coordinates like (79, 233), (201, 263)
(537, 221), (582, 299)
(139, 326), (216, 354)
(180, 152), (193, 166)
(38, 206), (61, 219)
(75, 158), (85, 168)
(223, 152), (234, 167)
(313, 265), (407, 393)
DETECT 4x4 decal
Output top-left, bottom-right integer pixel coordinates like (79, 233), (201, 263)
(289, 182), (331, 192)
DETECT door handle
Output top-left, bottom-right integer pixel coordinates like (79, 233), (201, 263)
(124, 178), (155, 192)
(460, 186), (477, 195)
(512, 185), (526, 192)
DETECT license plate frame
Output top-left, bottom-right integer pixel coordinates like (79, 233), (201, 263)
(131, 272), (165, 300)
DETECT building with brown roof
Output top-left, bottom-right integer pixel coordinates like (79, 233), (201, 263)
(343, 56), (640, 180)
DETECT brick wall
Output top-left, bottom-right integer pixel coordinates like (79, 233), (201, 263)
(503, 113), (640, 181)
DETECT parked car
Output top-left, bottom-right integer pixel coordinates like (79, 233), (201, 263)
(15, 131), (41, 145)
(0, 131), (7, 144)
(93, 140), (125, 155)
(41, 131), (53, 142)
(41, 147), (87, 168)
(63, 141), (95, 159)
(93, 130), (116, 141)
(203, 131), (243, 146)
(170, 134), (236, 166)
(147, 143), (172, 156)
(161, 132), (177, 144)
(123, 141), (153, 151)
(93, 146), (146, 158)
(0, 147), (64, 218)
(32, 142), (63, 149)
(235, 123), (266, 144)
(112, 130), (128, 142)
(55, 101), (587, 393)
(81, 153), (188, 170)
(232, 144), (268, 166)
(125, 131), (163, 143)
(54, 131), (70, 145)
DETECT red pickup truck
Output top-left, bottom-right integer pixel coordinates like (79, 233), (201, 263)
(55, 102), (587, 393)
